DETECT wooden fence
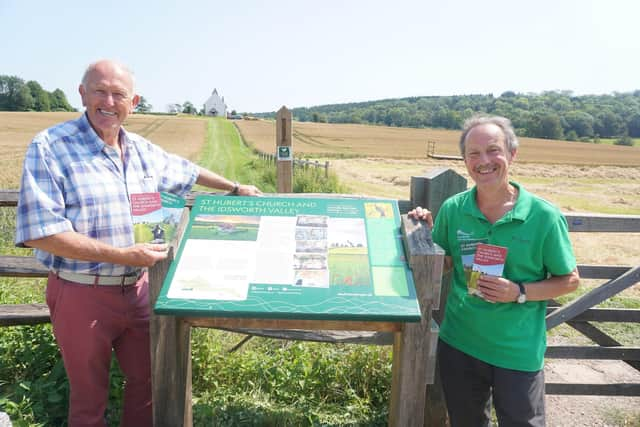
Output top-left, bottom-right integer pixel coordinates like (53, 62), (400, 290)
(231, 118), (330, 179)
(1, 168), (639, 425)
(257, 151), (330, 178)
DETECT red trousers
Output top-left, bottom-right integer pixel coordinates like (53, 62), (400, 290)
(46, 272), (152, 427)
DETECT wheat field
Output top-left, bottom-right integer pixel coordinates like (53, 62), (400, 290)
(0, 112), (207, 188)
(235, 119), (640, 166)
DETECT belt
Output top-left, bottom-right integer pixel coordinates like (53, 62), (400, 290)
(55, 270), (142, 286)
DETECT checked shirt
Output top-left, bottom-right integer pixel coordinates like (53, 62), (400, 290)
(15, 113), (198, 276)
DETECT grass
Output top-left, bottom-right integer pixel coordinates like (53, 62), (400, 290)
(599, 137), (640, 147)
(189, 330), (391, 426)
(603, 408), (640, 426)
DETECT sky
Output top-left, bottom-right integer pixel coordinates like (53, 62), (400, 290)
(2, 0), (639, 113)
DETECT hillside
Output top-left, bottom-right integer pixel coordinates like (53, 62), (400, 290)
(253, 91), (640, 144)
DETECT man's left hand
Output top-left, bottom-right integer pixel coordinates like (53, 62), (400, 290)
(477, 275), (519, 303)
(237, 184), (262, 196)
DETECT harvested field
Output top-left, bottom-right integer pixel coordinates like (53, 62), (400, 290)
(0, 112), (207, 188)
(235, 119), (640, 166)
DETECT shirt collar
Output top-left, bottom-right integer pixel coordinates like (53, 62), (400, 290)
(462, 181), (531, 223)
(79, 112), (132, 154)
(78, 112), (109, 156)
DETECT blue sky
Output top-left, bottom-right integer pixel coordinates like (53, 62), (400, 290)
(2, 0), (638, 113)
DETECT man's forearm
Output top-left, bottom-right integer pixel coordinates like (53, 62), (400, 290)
(25, 231), (168, 268)
(523, 269), (580, 301)
(25, 231), (126, 265)
(195, 167), (236, 192)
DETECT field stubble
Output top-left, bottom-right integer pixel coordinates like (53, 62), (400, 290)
(0, 112), (206, 188)
(235, 119), (640, 166)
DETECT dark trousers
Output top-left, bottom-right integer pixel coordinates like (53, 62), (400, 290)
(438, 339), (545, 427)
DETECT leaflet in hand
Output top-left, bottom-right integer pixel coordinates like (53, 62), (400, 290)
(131, 192), (186, 244)
(467, 243), (508, 297)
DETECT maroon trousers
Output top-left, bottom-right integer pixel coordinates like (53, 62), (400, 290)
(46, 272), (152, 427)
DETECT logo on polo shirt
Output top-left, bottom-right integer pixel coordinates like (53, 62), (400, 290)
(456, 229), (474, 239)
(511, 235), (531, 244)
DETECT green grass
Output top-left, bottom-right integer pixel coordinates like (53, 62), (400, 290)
(193, 117), (267, 193)
(190, 329), (391, 426)
(599, 137), (640, 147)
(602, 407), (640, 426)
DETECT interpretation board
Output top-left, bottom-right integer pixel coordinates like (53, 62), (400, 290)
(154, 195), (421, 322)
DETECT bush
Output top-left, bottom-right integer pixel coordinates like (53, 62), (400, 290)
(614, 135), (634, 146)
(190, 329), (391, 426)
(249, 158), (346, 194)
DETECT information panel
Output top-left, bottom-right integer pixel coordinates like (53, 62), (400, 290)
(154, 195), (421, 322)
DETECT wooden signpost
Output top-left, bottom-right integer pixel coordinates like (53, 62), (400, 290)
(276, 106), (292, 193)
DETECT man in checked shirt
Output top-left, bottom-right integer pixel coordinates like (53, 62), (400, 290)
(15, 59), (261, 427)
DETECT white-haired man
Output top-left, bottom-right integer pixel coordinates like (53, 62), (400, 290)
(16, 59), (261, 426)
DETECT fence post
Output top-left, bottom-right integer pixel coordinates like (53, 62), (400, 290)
(325, 161), (329, 178)
(410, 168), (466, 427)
(389, 215), (444, 426)
(276, 106), (293, 193)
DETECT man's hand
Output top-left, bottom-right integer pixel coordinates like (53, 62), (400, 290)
(407, 206), (434, 229)
(237, 184), (262, 196)
(477, 275), (519, 303)
(25, 232), (170, 268)
(125, 243), (169, 267)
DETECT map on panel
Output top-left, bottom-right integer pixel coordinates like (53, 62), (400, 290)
(154, 195), (421, 323)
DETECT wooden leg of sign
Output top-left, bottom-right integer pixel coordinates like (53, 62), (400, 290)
(149, 255), (193, 427)
(150, 316), (192, 427)
(389, 322), (430, 427)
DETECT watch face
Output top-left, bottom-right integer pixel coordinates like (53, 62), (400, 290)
(517, 293), (527, 303)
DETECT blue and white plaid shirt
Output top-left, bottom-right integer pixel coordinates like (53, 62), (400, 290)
(15, 113), (199, 275)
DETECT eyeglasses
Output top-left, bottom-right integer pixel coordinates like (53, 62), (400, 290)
(91, 88), (131, 103)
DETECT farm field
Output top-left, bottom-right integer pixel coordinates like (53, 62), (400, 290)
(235, 118), (640, 166)
(0, 112), (207, 188)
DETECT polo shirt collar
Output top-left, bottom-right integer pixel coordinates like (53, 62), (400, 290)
(461, 182), (531, 224)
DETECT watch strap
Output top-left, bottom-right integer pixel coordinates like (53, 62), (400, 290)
(515, 281), (526, 303)
(231, 181), (240, 195)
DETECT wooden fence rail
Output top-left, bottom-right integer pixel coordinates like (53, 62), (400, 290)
(1, 167), (640, 425)
(257, 152), (330, 178)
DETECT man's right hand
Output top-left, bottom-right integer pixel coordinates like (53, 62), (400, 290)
(126, 243), (169, 267)
(407, 206), (434, 229)
(25, 231), (170, 268)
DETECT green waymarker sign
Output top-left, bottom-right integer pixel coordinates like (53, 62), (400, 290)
(154, 195), (421, 323)
(277, 146), (292, 160)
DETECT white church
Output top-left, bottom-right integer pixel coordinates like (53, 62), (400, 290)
(203, 89), (227, 117)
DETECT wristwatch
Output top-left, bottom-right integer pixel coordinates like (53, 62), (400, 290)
(515, 282), (527, 304)
(231, 181), (240, 195)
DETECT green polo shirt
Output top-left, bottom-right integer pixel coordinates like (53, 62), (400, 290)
(433, 182), (576, 371)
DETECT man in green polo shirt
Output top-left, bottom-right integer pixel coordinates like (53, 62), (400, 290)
(410, 115), (579, 426)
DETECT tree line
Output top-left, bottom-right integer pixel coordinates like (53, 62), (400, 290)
(257, 90), (640, 145)
(0, 75), (74, 112)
